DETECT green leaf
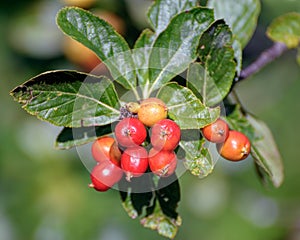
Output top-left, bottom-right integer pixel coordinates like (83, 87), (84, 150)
(10, 70), (120, 127)
(55, 124), (113, 149)
(246, 114), (284, 188)
(187, 21), (236, 106)
(119, 191), (139, 219)
(147, 8), (215, 96)
(232, 38), (243, 75)
(141, 174), (182, 239)
(132, 29), (155, 88)
(207, 0), (261, 48)
(141, 209), (182, 239)
(147, 0), (200, 36)
(157, 82), (220, 129)
(225, 105), (256, 142)
(297, 47), (300, 66)
(156, 174), (180, 219)
(267, 12), (300, 48)
(225, 104), (284, 188)
(119, 174), (156, 218)
(56, 7), (137, 92)
(179, 132), (215, 178)
(119, 174), (182, 239)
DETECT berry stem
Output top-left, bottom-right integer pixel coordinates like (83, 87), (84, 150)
(237, 42), (288, 82)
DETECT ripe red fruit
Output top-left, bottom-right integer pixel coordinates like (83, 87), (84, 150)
(138, 98), (168, 127)
(109, 141), (122, 166)
(148, 148), (177, 177)
(91, 136), (114, 163)
(150, 119), (181, 151)
(217, 130), (251, 161)
(202, 118), (229, 143)
(121, 146), (148, 181)
(89, 161), (123, 192)
(115, 118), (147, 147)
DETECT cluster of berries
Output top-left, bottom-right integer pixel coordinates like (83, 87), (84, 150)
(89, 98), (181, 192)
(201, 118), (251, 161)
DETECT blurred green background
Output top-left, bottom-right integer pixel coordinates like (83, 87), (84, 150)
(0, 0), (299, 239)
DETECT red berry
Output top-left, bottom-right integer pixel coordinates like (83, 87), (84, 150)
(115, 118), (147, 147)
(89, 161), (123, 192)
(109, 141), (122, 166)
(150, 119), (181, 151)
(217, 130), (251, 161)
(148, 148), (177, 177)
(91, 136), (114, 163)
(202, 118), (229, 143)
(121, 146), (148, 181)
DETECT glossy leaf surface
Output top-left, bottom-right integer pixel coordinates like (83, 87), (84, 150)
(147, 0), (200, 35)
(208, 0), (260, 48)
(10, 71), (120, 128)
(57, 7), (137, 91)
(147, 8), (215, 95)
(157, 82), (220, 129)
(187, 21), (236, 106)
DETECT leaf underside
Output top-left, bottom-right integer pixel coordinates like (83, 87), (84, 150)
(55, 124), (114, 149)
(119, 174), (181, 239)
(226, 105), (284, 188)
(247, 114), (284, 188)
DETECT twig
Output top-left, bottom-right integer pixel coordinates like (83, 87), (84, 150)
(237, 42), (288, 82)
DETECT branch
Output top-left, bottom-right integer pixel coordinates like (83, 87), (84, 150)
(237, 42), (288, 82)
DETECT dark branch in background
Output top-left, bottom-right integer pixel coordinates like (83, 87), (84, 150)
(237, 42), (288, 82)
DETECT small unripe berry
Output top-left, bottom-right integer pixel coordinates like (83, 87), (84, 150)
(126, 102), (140, 114)
(138, 98), (168, 127)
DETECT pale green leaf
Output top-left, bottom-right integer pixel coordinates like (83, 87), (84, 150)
(233, 38), (243, 75)
(147, 0), (200, 36)
(226, 104), (284, 188)
(267, 12), (300, 48)
(247, 114), (284, 188)
(179, 136), (215, 178)
(141, 210), (182, 239)
(207, 0), (261, 48)
(132, 29), (155, 88)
